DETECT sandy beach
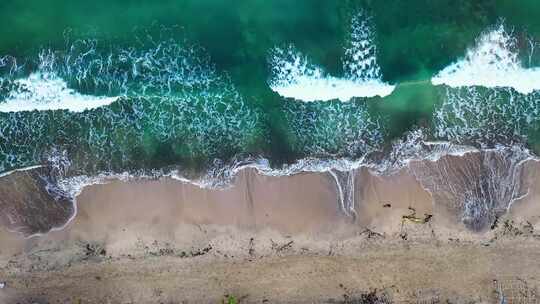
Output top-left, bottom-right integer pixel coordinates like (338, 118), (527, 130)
(1, 153), (540, 303)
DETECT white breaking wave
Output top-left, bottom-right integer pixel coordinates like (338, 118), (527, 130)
(432, 24), (540, 94)
(0, 72), (119, 113)
(269, 13), (395, 102)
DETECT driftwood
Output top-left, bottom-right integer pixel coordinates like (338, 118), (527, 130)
(271, 239), (294, 253)
(402, 207), (433, 224)
(359, 228), (384, 239)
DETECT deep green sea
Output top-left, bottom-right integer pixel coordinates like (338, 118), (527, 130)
(1, 0), (540, 198)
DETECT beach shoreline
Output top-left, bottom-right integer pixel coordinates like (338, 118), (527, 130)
(1, 157), (540, 302)
(0, 155), (540, 303)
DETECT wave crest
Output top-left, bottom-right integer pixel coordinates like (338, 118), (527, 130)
(432, 24), (540, 94)
(268, 12), (394, 102)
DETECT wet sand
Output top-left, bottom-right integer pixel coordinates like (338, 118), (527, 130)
(1, 157), (540, 303)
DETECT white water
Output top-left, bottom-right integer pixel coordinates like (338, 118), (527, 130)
(0, 72), (119, 113)
(270, 72), (395, 102)
(0, 165), (43, 178)
(432, 24), (540, 94)
(269, 13), (395, 102)
(409, 145), (534, 230)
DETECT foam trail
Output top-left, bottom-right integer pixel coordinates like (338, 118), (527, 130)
(328, 169), (357, 219)
(0, 72), (119, 113)
(0, 165), (43, 179)
(409, 146), (533, 231)
(434, 86), (540, 147)
(432, 24), (540, 94)
(268, 12), (394, 102)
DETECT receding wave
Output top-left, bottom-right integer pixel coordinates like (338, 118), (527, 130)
(410, 145), (533, 231)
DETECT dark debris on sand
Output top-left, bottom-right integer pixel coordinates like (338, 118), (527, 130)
(328, 284), (392, 304)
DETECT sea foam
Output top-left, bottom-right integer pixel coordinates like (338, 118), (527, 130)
(0, 72), (118, 113)
(432, 24), (540, 94)
(269, 13), (394, 102)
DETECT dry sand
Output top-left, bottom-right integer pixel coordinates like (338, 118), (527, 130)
(1, 164), (540, 303)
